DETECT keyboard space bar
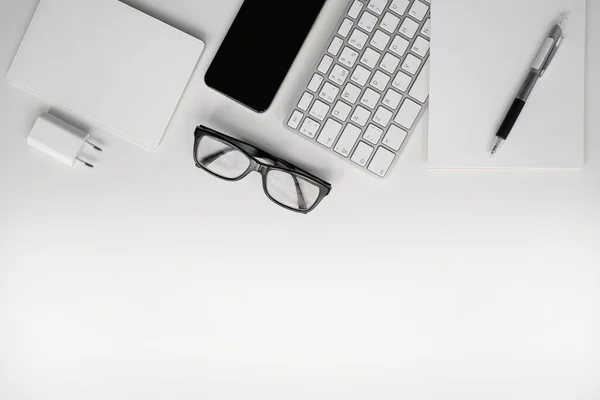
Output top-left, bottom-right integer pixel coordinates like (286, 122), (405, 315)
(409, 57), (430, 103)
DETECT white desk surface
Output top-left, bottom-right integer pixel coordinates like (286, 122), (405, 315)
(1, 1), (599, 399)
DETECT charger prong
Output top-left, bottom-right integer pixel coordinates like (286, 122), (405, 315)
(85, 138), (103, 152)
(76, 157), (94, 168)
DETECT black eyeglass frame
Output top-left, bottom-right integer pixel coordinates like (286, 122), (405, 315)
(193, 125), (331, 214)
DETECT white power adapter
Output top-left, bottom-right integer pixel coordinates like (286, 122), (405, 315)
(27, 113), (102, 168)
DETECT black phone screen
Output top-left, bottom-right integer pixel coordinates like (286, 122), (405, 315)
(205, 0), (326, 112)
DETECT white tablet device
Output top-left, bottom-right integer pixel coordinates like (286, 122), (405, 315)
(8, 0), (205, 149)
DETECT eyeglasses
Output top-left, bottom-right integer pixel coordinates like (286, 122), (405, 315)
(193, 126), (332, 214)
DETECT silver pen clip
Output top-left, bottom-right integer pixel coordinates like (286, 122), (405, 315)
(540, 13), (568, 76)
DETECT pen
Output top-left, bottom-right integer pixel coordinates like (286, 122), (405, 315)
(490, 13), (568, 157)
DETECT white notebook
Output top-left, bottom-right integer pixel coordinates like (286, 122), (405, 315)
(8, 0), (204, 149)
(428, 0), (586, 168)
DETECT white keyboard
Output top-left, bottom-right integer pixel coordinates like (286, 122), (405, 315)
(286, 0), (430, 178)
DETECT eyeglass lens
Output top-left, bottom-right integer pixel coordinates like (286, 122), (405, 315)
(265, 170), (320, 211)
(197, 135), (251, 179)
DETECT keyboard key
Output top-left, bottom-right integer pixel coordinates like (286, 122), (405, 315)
(399, 18), (419, 38)
(348, 0), (363, 19)
(389, 0), (410, 15)
(382, 124), (408, 150)
(368, 147), (395, 177)
(298, 92), (313, 110)
(360, 88), (381, 109)
(317, 55), (334, 74)
(401, 54), (421, 74)
(334, 124), (362, 157)
(367, 0), (388, 15)
(332, 100), (352, 121)
(389, 35), (410, 57)
(394, 98), (421, 129)
(411, 36), (430, 57)
(342, 83), (361, 104)
(364, 124), (384, 144)
(299, 117), (320, 138)
(380, 12), (400, 33)
(351, 65), (372, 86)
(307, 74), (324, 92)
(409, 58), (430, 102)
(309, 99), (330, 121)
(348, 29), (369, 51)
(370, 30), (391, 51)
(338, 18), (354, 37)
(328, 37), (344, 55)
(382, 88), (402, 109)
(373, 106), (393, 127)
(317, 118), (343, 148)
(329, 65), (350, 85)
(350, 106), (371, 126)
(339, 47), (359, 68)
(408, 1), (429, 21)
(341, 83), (362, 103)
(358, 11), (378, 32)
(360, 47), (381, 68)
(392, 71), (412, 92)
(380, 53), (400, 74)
(370, 70), (390, 91)
(287, 110), (303, 129)
(319, 82), (340, 103)
(421, 18), (431, 38)
(351, 142), (374, 167)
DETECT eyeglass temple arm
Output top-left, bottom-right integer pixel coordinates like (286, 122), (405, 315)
(200, 148), (236, 167)
(292, 175), (307, 211)
(202, 146), (281, 168)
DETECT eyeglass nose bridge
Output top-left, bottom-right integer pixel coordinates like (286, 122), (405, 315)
(255, 163), (269, 174)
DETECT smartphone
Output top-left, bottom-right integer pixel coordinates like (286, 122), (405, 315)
(205, 0), (327, 113)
